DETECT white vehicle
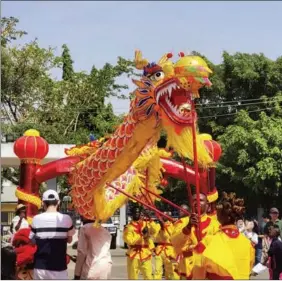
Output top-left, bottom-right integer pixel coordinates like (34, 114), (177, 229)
(75, 218), (81, 229)
(101, 217), (118, 249)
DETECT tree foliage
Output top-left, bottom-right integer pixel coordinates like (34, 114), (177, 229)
(1, 17), (135, 142)
(217, 97), (282, 196)
(197, 53), (282, 210)
(1, 17), (27, 47)
(197, 51), (282, 133)
(62, 44), (74, 81)
(1, 17), (135, 195)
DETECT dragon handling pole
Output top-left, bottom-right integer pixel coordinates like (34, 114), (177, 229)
(106, 182), (174, 222)
(181, 157), (195, 213)
(139, 185), (190, 217)
(191, 100), (202, 241)
(141, 169), (165, 223)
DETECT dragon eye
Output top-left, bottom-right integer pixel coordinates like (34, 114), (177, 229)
(150, 71), (164, 81)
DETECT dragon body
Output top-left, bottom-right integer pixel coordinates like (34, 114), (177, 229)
(68, 51), (214, 221)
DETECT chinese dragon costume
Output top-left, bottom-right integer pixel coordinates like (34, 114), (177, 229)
(66, 50), (216, 222)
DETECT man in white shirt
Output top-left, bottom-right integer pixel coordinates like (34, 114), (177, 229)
(29, 190), (75, 280)
(11, 204), (29, 234)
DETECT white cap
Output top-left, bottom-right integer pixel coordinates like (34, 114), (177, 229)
(42, 190), (60, 201)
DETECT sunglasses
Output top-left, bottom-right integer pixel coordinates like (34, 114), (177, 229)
(270, 212), (279, 215)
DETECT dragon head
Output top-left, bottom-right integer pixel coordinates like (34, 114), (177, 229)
(132, 50), (213, 167)
(132, 50), (212, 128)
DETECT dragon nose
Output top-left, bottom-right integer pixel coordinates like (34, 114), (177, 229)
(177, 77), (191, 90)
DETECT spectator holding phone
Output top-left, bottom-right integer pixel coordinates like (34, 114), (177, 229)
(11, 204), (29, 234)
(244, 220), (259, 247)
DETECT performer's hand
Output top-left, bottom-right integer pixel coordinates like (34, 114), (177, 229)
(187, 213), (198, 229)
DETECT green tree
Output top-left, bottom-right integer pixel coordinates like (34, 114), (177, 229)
(196, 52), (282, 136)
(216, 95), (282, 207)
(1, 17), (135, 196)
(1, 17), (27, 47)
(61, 44), (74, 81)
(1, 39), (59, 127)
(1, 17), (135, 143)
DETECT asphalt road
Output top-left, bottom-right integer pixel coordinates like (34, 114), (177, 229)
(67, 247), (269, 280)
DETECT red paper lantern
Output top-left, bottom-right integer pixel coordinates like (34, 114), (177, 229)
(161, 178), (168, 187)
(14, 129), (49, 163)
(204, 140), (222, 163)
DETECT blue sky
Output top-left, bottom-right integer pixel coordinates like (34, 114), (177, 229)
(3, 1), (282, 114)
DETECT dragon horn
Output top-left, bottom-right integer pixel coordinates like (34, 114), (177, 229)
(134, 50), (149, 70)
(158, 52), (173, 66)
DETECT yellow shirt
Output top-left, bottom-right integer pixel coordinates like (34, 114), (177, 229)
(171, 214), (220, 278)
(172, 214), (220, 253)
(190, 214), (221, 273)
(171, 216), (191, 254)
(171, 217), (194, 277)
(123, 219), (160, 261)
(192, 225), (255, 280)
(155, 221), (177, 260)
(208, 211), (218, 221)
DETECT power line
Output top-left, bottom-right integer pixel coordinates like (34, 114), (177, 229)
(196, 100), (280, 110)
(195, 97), (279, 106)
(2, 106), (279, 127)
(2, 102), (280, 121)
(7, 97), (277, 114)
(198, 106), (279, 119)
(114, 97), (280, 112)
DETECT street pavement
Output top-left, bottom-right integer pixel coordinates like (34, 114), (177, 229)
(67, 247), (269, 280)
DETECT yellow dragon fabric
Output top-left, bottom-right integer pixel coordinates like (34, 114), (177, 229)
(68, 51), (214, 221)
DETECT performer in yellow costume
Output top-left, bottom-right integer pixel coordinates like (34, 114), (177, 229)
(192, 192), (255, 279)
(172, 194), (220, 279)
(154, 212), (179, 280)
(123, 206), (160, 280)
(171, 204), (192, 280)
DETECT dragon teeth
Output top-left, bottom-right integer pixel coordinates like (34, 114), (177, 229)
(157, 89), (168, 104)
(168, 86), (173, 98)
(156, 83), (178, 103)
(165, 96), (191, 118)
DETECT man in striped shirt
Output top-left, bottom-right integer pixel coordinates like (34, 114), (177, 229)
(29, 190), (75, 280)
